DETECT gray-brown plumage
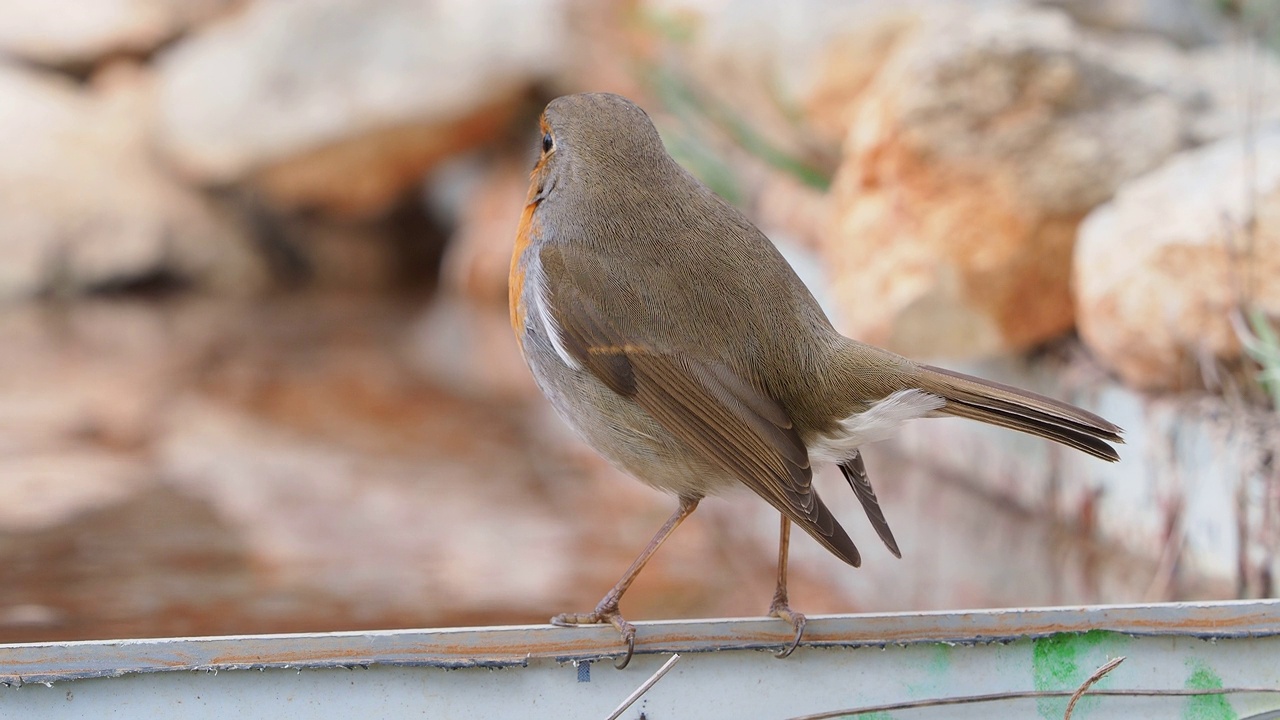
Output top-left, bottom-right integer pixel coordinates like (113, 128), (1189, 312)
(510, 92), (1122, 665)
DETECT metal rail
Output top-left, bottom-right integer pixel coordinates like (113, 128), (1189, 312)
(3, 600), (1279, 685)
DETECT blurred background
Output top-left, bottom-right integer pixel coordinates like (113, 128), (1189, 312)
(1, 0), (1278, 644)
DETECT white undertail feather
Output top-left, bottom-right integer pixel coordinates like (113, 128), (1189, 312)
(808, 389), (946, 464)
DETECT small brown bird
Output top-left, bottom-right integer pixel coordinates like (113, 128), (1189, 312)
(510, 92), (1121, 668)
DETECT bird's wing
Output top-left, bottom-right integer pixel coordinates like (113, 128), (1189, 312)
(540, 246), (862, 567)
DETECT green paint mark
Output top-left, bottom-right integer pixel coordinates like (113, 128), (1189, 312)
(1182, 659), (1236, 720)
(928, 643), (952, 676)
(903, 643), (954, 700)
(1031, 630), (1124, 719)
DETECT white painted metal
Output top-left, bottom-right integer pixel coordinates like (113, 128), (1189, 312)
(2, 601), (1279, 719)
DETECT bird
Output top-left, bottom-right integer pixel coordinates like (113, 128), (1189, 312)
(509, 92), (1122, 669)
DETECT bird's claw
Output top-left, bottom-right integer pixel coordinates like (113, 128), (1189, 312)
(769, 602), (807, 659)
(551, 605), (637, 669)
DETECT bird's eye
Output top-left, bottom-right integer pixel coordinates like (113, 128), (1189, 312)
(541, 133), (554, 154)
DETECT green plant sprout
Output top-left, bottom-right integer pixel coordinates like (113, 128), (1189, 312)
(1238, 308), (1280, 410)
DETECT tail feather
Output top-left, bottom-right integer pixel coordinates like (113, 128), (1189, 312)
(839, 450), (901, 558)
(920, 364), (1123, 462)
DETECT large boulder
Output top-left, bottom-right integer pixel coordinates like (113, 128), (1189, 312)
(823, 6), (1183, 358)
(155, 0), (568, 218)
(0, 62), (262, 299)
(1075, 125), (1280, 391)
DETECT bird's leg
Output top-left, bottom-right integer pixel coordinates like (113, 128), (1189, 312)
(552, 496), (700, 669)
(768, 514), (807, 658)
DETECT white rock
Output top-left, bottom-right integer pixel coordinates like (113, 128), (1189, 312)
(0, 62), (263, 298)
(155, 0), (567, 215)
(1075, 124), (1280, 390)
(0, 0), (233, 66)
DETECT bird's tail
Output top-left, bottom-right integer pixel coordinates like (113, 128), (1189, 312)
(919, 364), (1123, 462)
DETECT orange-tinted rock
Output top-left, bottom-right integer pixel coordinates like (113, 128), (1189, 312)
(823, 6), (1183, 358)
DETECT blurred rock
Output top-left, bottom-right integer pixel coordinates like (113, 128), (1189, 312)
(155, 0), (568, 218)
(283, 220), (405, 292)
(156, 397), (574, 615)
(650, 0), (1029, 204)
(250, 100), (518, 218)
(1075, 125), (1280, 391)
(0, 300), (230, 534)
(0, 62), (265, 299)
(0, 0), (234, 67)
(635, 0), (930, 238)
(1076, 34), (1280, 146)
(420, 153), (547, 401)
(675, 0), (954, 145)
(407, 296), (538, 401)
(1035, 0), (1227, 46)
(437, 157), (531, 306)
(649, 1), (1264, 364)
(1184, 43), (1280, 145)
(0, 451), (150, 532)
(0, 302), (194, 453)
(252, 207), (443, 293)
(561, 0), (650, 99)
(824, 5), (1183, 358)
(754, 171), (832, 251)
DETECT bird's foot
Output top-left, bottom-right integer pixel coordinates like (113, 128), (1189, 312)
(551, 602), (637, 669)
(768, 599), (807, 659)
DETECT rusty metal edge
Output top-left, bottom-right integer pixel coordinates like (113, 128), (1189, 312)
(1, 599), (1278, 686)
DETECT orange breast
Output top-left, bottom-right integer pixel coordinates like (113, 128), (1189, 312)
(511, 136), (553, 353)
(509, 201), (539, 350)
